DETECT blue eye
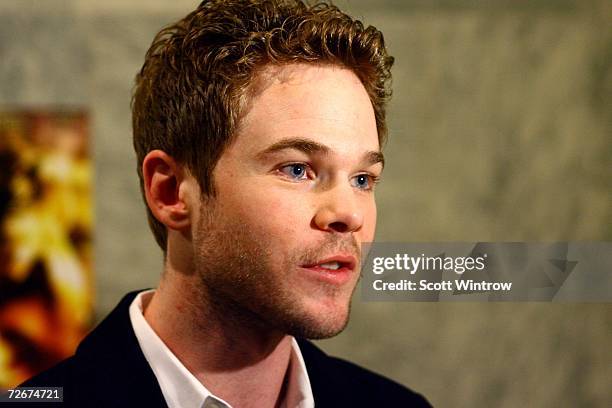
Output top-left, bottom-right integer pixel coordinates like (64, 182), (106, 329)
(351, 174), (379, 191)
(279, 163), (309, 180)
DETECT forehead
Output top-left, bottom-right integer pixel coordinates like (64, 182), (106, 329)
(232, 63), (380, 157)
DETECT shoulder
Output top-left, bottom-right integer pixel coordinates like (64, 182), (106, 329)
(17, 357), (81, 408)
(329, 354), (428, 399)
(19, 356), (76, 388)
(16, 291), (166, 407)
(297, 338), (432, 407)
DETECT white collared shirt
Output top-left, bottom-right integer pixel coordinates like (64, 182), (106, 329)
(129, 290), (315, 408)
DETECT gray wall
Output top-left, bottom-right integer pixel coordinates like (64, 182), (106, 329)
(1, 0), (610, 406)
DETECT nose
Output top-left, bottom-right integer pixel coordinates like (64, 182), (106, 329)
(312, 186), (364, 233)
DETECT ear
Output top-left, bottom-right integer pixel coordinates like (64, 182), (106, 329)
(142, 150), (194, 231)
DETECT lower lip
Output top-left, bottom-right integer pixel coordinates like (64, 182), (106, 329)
(299, 265), (354, 285)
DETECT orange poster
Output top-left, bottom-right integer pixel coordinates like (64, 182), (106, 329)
(0, 111), (93, 388)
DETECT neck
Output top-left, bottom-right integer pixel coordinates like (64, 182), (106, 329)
(144, 268), (293, 408)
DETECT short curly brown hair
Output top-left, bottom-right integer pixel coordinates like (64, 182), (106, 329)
(132, 0), (394, 252)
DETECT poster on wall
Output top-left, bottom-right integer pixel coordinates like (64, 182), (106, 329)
(0, 110), (93, 388)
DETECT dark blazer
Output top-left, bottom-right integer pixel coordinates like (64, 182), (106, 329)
(20, 291), (431, 407)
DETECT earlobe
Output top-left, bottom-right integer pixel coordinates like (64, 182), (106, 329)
(142, 150), (192, 231)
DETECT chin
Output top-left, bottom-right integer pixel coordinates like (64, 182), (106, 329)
(281, 298), (352, 340)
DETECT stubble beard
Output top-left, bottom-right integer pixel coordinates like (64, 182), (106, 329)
(192, 203), (361, 340)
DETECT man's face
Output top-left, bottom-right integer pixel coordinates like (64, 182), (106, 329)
(191, 63), (382, 339)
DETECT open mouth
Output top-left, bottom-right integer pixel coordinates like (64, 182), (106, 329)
(317, 261), (343, 270)
(300, 255), (357, 284)
(303, 255), (356, 271)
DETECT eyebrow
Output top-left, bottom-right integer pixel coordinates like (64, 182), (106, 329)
(256, 137), (385, 168)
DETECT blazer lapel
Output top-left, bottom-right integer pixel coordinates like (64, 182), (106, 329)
(295, 338), (351, 407)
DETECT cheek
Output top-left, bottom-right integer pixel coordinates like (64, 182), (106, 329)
(220, 181), (313, 239)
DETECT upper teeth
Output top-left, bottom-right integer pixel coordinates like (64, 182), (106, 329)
(319, 262), (341, 270)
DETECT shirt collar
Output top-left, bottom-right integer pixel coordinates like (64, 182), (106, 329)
(282, 338), (315, 408)
(129, 289), (314, 408)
